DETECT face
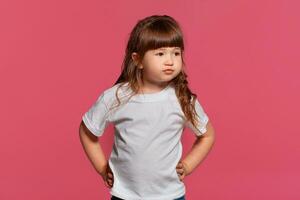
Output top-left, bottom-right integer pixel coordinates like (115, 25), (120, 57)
(132, 47), (183, 87)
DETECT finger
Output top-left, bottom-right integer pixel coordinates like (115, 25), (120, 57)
(178, 172), (184, 176)
(108, 176), (114, 183)
(107, 180), (113, 187)
(178, 174), (182, 181)
(105, 181), (112, 188)
(109, 181), (114, 187)
(107, 177), (113, 183)
(178, 173), (184, 180)
(176, 166), (183, 170)
(177, 168), (184, 174)
(176, 163), (183, 168)
(106, 177), (112, 185)
(179, 174), (185, 181)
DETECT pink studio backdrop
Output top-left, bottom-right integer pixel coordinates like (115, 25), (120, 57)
(0, 0), (299, 199)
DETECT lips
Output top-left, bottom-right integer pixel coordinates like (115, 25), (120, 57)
(163, 69), (174, 72)
(163, 69), (174, 75)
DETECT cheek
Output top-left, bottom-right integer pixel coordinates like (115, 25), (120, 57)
(144, 66), (160, 75)
(177, 57), (183, 64)
(176, 60), (183, 69)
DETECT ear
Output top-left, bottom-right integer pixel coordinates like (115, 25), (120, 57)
(131, 52), (140, 65)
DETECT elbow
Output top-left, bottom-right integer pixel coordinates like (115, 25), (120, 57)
(79, 121), (85, 136)
(200, 121), (216, 140)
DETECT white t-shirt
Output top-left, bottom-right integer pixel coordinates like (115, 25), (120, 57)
(82, 82), (209, 200)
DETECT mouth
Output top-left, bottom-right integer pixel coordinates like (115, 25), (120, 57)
(163, 69), (174, 74)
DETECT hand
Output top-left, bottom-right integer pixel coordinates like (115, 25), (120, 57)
(176, 160), (188, 181)
(100, 162), (114, 188)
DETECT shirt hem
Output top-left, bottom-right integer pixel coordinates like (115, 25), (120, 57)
(110, 187), (185, 200)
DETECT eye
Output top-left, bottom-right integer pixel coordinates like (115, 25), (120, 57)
(174, 52), (181, 56)
(156, 52), (164, 56)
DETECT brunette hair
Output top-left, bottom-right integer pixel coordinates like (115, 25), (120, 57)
(111, 15), (202, 133)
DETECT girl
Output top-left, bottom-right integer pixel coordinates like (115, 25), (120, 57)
(79, 15), (215, 200)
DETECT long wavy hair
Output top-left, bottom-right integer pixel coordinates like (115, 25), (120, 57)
(111, 15), (201, 132)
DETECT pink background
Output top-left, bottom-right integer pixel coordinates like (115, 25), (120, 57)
(1, 0), (299, 199)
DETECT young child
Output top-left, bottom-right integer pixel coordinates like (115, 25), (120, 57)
(79, 15), (215, 200)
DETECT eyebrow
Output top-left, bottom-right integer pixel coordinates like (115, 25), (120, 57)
(157, 47), (181, 51)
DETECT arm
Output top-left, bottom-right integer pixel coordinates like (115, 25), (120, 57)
(79, 120), (108, 176)
(79, 120), (116, 189)
(179, 121), (215, 178)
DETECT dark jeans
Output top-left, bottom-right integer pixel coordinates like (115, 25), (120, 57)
(111, 194), (185, 200)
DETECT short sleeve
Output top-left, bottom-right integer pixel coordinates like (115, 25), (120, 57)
(82, 92), (110, 137)
(185, 98), (209, 136)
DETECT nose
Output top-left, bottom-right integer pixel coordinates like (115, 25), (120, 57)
(165, 53), (174, 65)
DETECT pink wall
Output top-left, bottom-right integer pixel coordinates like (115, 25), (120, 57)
(1, 0), (299, 199)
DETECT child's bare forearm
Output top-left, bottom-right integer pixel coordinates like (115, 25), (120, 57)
(182, 122), (215, 175)
(79, 122), (107, 176)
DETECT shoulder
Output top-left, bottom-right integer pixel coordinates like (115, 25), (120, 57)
(101, 82), (131, 106)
